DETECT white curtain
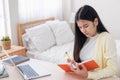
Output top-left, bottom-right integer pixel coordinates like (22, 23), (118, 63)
(18, 0), (63, 23)
(0, 0), (6, 39)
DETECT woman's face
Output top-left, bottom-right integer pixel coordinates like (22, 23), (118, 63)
(77, 18), (98, 37)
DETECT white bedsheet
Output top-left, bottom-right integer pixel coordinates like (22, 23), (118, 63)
(27, 41), (74, 64)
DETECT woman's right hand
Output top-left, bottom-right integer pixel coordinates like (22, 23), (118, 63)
(67, 59), (88, 79)
(67, 58), (77, 69)
(67, 58), (72, 63)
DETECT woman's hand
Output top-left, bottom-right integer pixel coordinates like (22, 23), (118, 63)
(67, 59), (88, 79)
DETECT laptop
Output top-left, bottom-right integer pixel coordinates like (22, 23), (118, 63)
(3, 50), (51, 80)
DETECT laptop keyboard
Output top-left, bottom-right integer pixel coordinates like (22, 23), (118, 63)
(17, 64), (39, 78)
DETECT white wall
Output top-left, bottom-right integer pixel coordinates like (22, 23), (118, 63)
(62, 0), (72, 22)
(72, 0), (120, 39)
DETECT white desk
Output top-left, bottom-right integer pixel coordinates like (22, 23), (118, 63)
(1, 59), (120, 80)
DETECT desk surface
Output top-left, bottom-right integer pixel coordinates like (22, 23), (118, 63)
(1, 59), (120, 80)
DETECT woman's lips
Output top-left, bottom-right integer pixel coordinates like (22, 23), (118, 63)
(84, 33), (89, 35)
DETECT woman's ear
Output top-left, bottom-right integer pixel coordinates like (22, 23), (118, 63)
(93, 18), (98, 27)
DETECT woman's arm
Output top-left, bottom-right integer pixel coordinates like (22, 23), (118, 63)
(88, 33), (117, 79)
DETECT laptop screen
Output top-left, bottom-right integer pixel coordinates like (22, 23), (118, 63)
(3, 50), (17, 66)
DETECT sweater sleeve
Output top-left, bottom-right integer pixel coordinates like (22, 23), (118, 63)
(88, 34), (117, 80)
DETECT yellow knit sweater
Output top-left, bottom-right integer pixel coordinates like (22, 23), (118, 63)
(88, 32), (117, 80)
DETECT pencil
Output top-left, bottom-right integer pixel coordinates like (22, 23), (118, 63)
(65, 52), (77, 69)
(65, 52), (72, 60)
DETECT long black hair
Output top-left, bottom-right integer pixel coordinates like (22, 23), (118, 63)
(74, 5), (108, 62)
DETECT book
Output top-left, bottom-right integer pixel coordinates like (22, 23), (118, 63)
(58, 60), (99, 72)
(58, 64), (73, 72)
(0, 64), (9, 78)
(3, 55), (30, 65)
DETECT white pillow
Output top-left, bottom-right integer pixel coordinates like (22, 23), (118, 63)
(45, 19), (60, 32)
(49, 21), (74, 45)
(22, 33), (38, 52)
(26, 24), (55, 53)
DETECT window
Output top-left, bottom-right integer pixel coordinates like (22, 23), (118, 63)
(18, 0), (63, 23)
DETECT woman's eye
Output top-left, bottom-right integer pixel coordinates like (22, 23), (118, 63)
(84, 25), (88, 28)
(79, 27), (82, 29)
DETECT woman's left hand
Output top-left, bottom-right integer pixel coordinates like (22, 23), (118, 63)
(69, 61), (88, 79)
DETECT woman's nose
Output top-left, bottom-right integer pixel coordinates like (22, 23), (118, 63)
(81, 28), (86, 33)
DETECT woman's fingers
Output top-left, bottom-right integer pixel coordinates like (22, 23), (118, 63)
(68, 62), (88, 78)
(69, 63), (75, 71)
(67, 58), (72, 62)
(68, 60), (77, 70)
(80, 64), (87, 71)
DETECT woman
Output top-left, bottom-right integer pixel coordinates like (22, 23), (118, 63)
(68, 5), (117, 79)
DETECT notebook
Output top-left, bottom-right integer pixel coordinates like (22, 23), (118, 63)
(58, 59), (99, 72)
(3, 50), (51, 80)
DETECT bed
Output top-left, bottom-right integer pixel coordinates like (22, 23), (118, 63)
(18, 17), (120, 77)
(18, 17), (74, 64)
